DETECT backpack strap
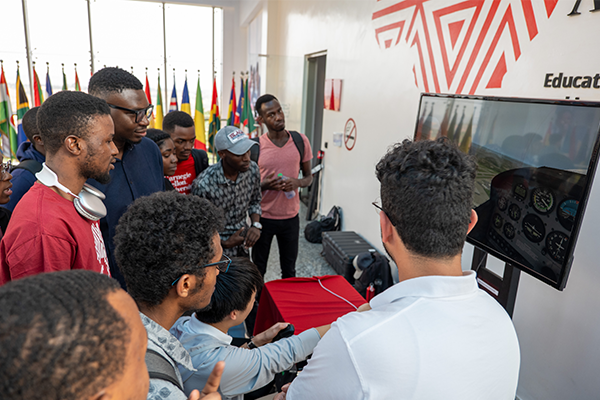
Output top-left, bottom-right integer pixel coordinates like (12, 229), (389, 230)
(10, 159), (42, 175)
(250, 137), (260, 164)
(145, 348), (184, 392)
(191, 149), (209, 177)
(289, 131), (305, 170)
(249, 131), (305, 170)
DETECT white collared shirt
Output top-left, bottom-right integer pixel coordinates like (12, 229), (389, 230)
(287, 271), (520, 400)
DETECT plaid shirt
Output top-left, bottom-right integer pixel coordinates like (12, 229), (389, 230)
(191, 161), (261, 255)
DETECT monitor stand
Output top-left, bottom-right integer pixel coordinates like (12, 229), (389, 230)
(471, 247), (520, 318)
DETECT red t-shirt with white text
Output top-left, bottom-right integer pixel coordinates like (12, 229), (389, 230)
(0, 183), (110, 285)
(168, 156), (197, 195)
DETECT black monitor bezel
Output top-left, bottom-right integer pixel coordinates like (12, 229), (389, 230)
(415, 93), (600, 290)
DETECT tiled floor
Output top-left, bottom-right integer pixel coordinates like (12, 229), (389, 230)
(261, 203), (336, 283)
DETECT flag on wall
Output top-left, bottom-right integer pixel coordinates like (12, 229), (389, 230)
(227, 75), (236, 126)
(207, 77), (220, 154)
(0, 64), (16, 158)
(45, 64), (53, 99)
(169, 77), (178, 112)
(16, 67), (30, 147)
(74, 67), (81, 91)
(181, 78), (191, 115)
(194, 75), (206, 151)
(235, 75), (243, 127)
(33, 65), (44, 106)
(241, 76), (256, 137)
(62, 65), (67, 91)
(155, 75), (163, 129)
(144, 73), (154, 128)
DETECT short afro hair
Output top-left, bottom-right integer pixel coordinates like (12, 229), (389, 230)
(376, 137), (477, 258)
(146, 128), (172, 148)
(195, 257), (263, 324)
(114, 191), (224, 307)
(0, 270), (129, 400)
(88, 67), (143, 97)
(163, 111), (194, 133)
(36, 91), (111, 155)
(255, 94), (278, 117)
(22, 106), (40, 142)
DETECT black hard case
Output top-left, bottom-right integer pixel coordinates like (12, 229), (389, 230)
(322, 231), (378, 283)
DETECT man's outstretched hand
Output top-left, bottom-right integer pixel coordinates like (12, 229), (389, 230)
(187, 361), (225, 400)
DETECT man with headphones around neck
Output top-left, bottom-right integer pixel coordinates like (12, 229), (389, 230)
(0, 91), (116, 284)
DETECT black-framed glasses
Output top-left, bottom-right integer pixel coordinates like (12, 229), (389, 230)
(108, 104), (154, 123)
(0, 160), (11, 180)
(171, 254), (231, 286)
(372, 200), (397, 226)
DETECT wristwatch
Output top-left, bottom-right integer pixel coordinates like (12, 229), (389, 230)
(247, 340), (258, 349)
(252, 221), (263, 230)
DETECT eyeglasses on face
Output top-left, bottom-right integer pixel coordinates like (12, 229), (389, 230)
(0, 160), (11, 180)
(171, 254), (231, 286)
(108, 104), (154, 123)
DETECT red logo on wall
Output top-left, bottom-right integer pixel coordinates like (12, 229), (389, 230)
(372, 0), (558, 94)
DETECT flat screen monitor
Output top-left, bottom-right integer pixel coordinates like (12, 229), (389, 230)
(414, 93), (600, 290)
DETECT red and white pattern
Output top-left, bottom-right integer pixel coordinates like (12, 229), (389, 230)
(372, 0), (559, 94)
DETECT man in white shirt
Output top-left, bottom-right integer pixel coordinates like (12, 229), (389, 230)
(285, 138), (520, 400)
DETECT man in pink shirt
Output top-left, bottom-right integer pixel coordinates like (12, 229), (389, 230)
(0, 91), (116, 284)
(252, 94), (313, 278)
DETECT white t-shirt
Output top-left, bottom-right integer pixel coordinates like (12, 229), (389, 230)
(287, 271), (520, 400)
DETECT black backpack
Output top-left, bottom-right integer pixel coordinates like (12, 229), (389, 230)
(191, 148), (209, 176)
(10, 159), (42, 175)
(304, 206), (341, 243)
(352, 251), (394, 299)
(250, 130), (305, 168)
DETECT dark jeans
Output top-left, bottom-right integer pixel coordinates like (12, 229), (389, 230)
(252, 215), (300, 278)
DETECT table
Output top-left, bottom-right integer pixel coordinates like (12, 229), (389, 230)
(254, 275), (366, 335)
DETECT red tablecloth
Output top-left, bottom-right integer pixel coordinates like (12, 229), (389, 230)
(254, 275), (366, 335)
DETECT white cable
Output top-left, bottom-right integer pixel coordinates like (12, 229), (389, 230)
(318, 278), (358, 310)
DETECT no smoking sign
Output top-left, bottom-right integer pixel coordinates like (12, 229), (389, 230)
(344, 118), (357, 151)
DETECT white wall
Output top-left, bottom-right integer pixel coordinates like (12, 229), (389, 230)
(255, 1), (600, 399)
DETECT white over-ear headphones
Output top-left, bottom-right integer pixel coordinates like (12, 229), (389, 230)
(36, 163), (107, 221)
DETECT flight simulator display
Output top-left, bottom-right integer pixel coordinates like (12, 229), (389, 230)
(414, 93), (600, 290)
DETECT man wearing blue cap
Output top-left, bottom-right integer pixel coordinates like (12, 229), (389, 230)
(192, 126), (262, 258)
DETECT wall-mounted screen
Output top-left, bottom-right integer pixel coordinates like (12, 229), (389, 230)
(414, 93), (600, 290)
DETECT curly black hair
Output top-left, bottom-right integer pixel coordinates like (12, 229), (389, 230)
(0, 270), (129, 400)
(255, 94), (278, 116)
(36, 91), (111, 155)
(114, 191), (225, 307)
(88, 67), (143, 97)
(376, 137), (477, 258)
(163, 110), (194, 133)
(195, 257), (263, 324)
(22, 106), (40, 142)
(146, 128), (172, 147)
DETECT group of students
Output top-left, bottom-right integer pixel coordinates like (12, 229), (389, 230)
(0, 66), (522, 400)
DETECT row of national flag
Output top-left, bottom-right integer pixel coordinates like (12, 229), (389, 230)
(0, 62), (84, 159)
(0, 62), (259, 159)
(145, 71), (259, 154)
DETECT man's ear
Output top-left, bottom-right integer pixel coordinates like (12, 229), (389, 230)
(174, 274), (193, 298)
(255, 113), (263, 125)
(380, 210), (395, 245)
(32, 134), (44, 146)
(467, 209), (478, 234)
(64, 135), (84, 156)
(229, 309), (239, 321)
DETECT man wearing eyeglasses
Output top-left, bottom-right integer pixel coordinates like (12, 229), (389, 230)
(283, 138), (520, 400)
(88, 67), (165, 289)
(114, 191), (228, 400)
